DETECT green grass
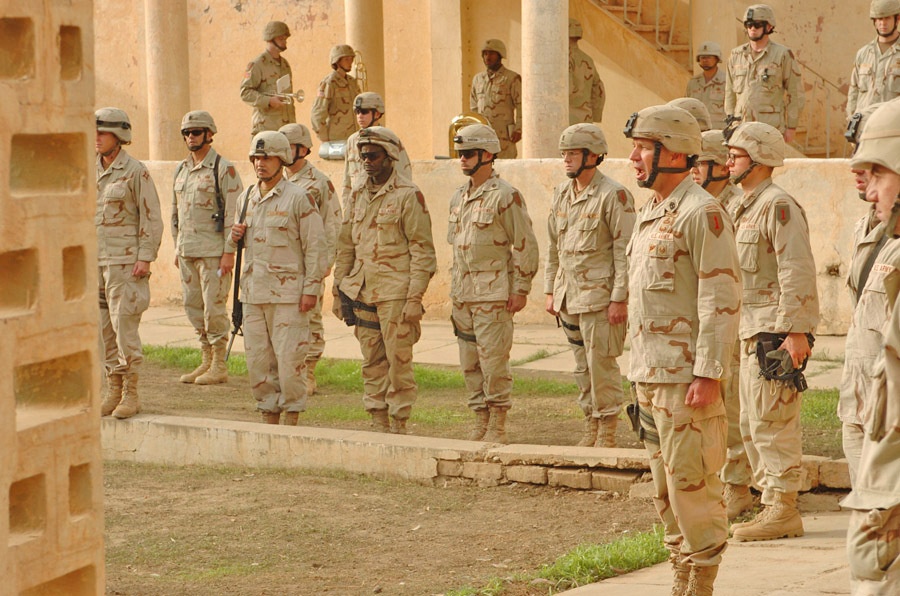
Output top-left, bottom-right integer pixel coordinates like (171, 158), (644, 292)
(801, 388), (840, 430)
(510, 349), (554, 367)
(143, 345), (248, 376)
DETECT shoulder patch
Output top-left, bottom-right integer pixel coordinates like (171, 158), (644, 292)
(416, 191), (429, 213)
(511, 191), (523, 207)
(617, 189), (627, 205)
(774, 201), (791, 225)
(707, 209), (725, 237)
(227, 166), (236, 179)
(327, 181), (335, 192)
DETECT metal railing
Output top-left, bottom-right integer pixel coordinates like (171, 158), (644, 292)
(588, 0), (693, 67)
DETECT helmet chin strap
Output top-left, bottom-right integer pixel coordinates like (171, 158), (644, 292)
(638, 142), (692, 188)
(731, 160), (759, 186)
(702, 162), (731, 189)
(566, 149), (599, 179)
(463, 149), (491, 177)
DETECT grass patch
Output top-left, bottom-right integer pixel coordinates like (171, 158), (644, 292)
(801, 389), (840, 430)
(143, 345), (248, 376)
(511, 349), (554, 367)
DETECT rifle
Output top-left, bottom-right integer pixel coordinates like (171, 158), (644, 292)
(225, 189), (252, 361)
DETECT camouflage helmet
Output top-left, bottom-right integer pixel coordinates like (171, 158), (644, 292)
(698, 130), (730, 165)
(279, 123), (312, 148)
(743, 4), (776, 27)
(559, 123), (608, 155)
(569, 18), (583, 39)
(263, 21), (290, 41)
(623, 105), (702, 156)
(696, 41), (722, 61)
(95, 107), (132, 144)
(871, 0), (900, 18)
(453, 124), (501, 155)
(846, 102), (885, 145)
(482, 39), (507, 59)
(357, 126), (403, 161)
(248, 130), (292, 165)
(330, 44), (355, 66)
(180, 110), (217, 134)
(851, 101), (900, 174)
(667, 98), (712, 131)
(354, 92), (385, 113)
(728, 121), (784, 167)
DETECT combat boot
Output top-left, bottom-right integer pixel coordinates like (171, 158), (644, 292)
(180, 344), (211, 383)
(262, 411), (281, 424)
(576, 416), (599, 447)
(112, 373), (141, 419)
(483, 407), (509, 444)
(283, 411), (299, 426)
(390, 416), (408, 435)
(730, 505), (769, 532)
(468, 409), (491, 441)
(670, 555), (691, 596)
(195, 342), (228, 385)
(596, 414), (618, 448)
(101, 373), (124, 416)
(732, 492), (803, 542)
(685, 565), (718, 596)
(724, 483), (753, 521)
(306, 359), (318, 395)
(371, 409), (390, 432)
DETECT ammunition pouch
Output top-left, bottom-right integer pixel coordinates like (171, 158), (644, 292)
(755, 332), (814, 393)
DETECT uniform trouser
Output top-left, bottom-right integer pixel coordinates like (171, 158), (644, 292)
(843, 422), (865, 488)
(721, 339), (752, 485)
(637, 382), (728, 566)
(306, 286), (326, 363)
(847, 505), (900, 595)
(354, 299), (420, 419)
(451, 300), (513, 411)
(177, 255), (231, 347)
(558, 308), (625, 418)
(244, 303), (309, 414)
(739, 337), (803, 505)
(99, 264), (150, 374)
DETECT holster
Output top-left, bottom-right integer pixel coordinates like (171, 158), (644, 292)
(338, 290), (357, 327)
(625, 382), (659, 444)
(755, 332), (814, 393)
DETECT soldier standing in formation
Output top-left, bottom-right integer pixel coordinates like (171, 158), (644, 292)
(686, 42), (727, 130)
(568, 19), (605, 125)
(470, 39), (522, 159)
(311, 44), (361, 146)
(172, 110), (243, 386)
(333, 127), (436, 434)
(846, 0), (900, 119)
(625, 105), (741, 596)
(448, 124), (538, 444)
(96, 108), (163, 420)
(279, 123), (342, 395)
(240, 21), (296, 136)
(545, 123), (634, 448)
(725, 4), (804, 143)
(227, 132), (326, 426)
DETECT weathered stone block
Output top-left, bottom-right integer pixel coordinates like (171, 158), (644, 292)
(506, 465), (548, 485)
(436, 460), (463, 477)
(461, 461), (503, 481)
(819, 459), (851, 490)
(548, 469), (592, 489)
(800, 456), (825, 492)
(592, 470), (641, 493)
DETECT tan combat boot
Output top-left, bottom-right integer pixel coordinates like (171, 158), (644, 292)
(180, 344), (211, 383)
(306, 358), (318, 395)
(371, 409), (390, 432)
(670, 554), (691, 596)
(262, 411), (281, 424)
(390, 416), (408, 435)
(685, 565), (718, 596)
(112, 373), (141, 419)
(468, 409), (491, 441)
(596, 414), (618, 448)
(724, 483), (753, 521)
(576, 416), (599, 447)
(483, 407), (509, 444)
(732, 492), (803, 542)
(283, 411), (299, 426)
(101, 373), (124, 416)
(195, 342), (228, 385)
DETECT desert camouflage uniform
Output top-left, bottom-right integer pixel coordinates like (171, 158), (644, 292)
(311, 70), (361, 143)
(846, 38), (900, 119)
(843, 239), (900, 594)
(448, 171), (538, 411)
(569, 41), (605, 124)
(287, 162), (342, 366)
(97, 149), (163, 374)
(225, 180), (326, 414)
(732, 177), (819, 504)
(686, 69), (728, 130)
(334, 169), (436, 420)
(725, 41), (804, 133)
(470, 65), (522, 158)
(628, 176), (741, 567)
(172, 149), (243, 350)
(343, 130), (412, 208)
(240, 51), (296, 134)
(546, 173), (634, 418)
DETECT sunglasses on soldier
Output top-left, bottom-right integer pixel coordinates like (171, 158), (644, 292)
(744, 20), (767, 29)
(457, 149), (479, 159)
(181, 129), (206, 137)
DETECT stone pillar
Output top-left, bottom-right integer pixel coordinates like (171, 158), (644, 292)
(690, 0), (738, 73)
(144, 0), (190, 160)
(430, 0), (463, 157)
(521, 0), (568, 158)
(344, 0), (385, 100)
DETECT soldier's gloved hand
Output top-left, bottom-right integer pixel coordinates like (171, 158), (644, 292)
(401, 300), (425, 323)
(331, 292), (343, 320)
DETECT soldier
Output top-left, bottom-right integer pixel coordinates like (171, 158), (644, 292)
(726, 122), (819, 542)
(545, 123), (634, 448)
(686, 41), (728, 130)
(240, 21), (296, 135)
(470, 39), (522, 159)
(311, 44), (361, 146)
(279, 123), (342, 395)
(227, 132), (326, 425)
(725, 4), (804, 143)
(342, 92), (412, 208)
(624, 105), (741, 595)
(96, 107), (163, 419)
(840, 99), (900, 596)
(448, 125), (539, 444)
(172, 111), (243, 386)
(332, 127), (436, 434)
(569, 18), (606, 125)
(692, 130), (743, 213)
(668, 97), (713, 132)
(846, 0), (900, 119)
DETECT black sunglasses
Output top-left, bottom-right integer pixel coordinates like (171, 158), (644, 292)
(181, 129), (206, 137)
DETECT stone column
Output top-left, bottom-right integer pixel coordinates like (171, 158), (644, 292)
(690, 0), (738, 72)
(521, 0), (568, 158)
(430, 0), (463, 157)
(344, 0), (385, 99)
(144, 0), (190, 160)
